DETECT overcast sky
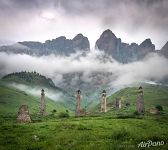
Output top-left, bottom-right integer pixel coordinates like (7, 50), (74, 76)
(0, 0), (168, 49)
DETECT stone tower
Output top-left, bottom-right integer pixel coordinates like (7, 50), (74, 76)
(17, 105), (31, 123)
(137, 86), (145, 114)
(40, 89), (46, 115)
(75, 90), (82, 116)
(115, 98), (122, 109)
(101, 90), (107, 112)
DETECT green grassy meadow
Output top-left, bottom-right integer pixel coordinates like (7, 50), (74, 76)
(0, 79), (168, 149)
(0, 115), (168, 150)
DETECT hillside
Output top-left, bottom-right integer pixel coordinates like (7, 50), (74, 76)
(0, 81), (70, 116)
(2, 71), (57, 89)
(2, 72), (168, 115)
(91, 84), (168, 113)
(1, 72), (76, 110)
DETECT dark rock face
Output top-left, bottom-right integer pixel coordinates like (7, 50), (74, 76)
(0, 29), (167, 63)
(138, 39), (155, 59)
(161, 42), (168, 51)
(73, 34), (90, 50)
(139, 39), (155, 50)
(96, 29), (118, 55)
(95, 29), (156, 63)
(43, 36), (74, 55)
(16, 34), (90, 55)
(19, 41), (42, 50)
(0, 43), (30, 54)
(160, 42), (168, 58)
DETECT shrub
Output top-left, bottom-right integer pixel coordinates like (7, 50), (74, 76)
(58, 112), (69, 118)
(125, 102), (130, 107)
(155, 105), (163, 111)
(52, 109), (57, 113)
(134, 111), (140, 116)
(51, 109), (57, 116)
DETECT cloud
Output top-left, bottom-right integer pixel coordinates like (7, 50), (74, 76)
(0, 50), (168, 90)
(59, 0), (168, 30)
(0, 0), (167, 49)
(9, 82), (63, 102)
(111, 53), (168, 87)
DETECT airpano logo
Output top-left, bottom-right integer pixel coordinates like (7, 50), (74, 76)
(138, 140), (165, 148)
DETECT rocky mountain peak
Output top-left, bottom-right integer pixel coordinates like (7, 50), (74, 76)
(95, 29), (118, 54)
(140, 39), (155, 49)
(95, 30), (157, 63)
(100, 29), (116, 39)
(161, 41), (168, 51)
(1, 30), (167, 63)
(55, 36), (66, 40)
(15, 34), (90, 55)
(72, 33), (90, 50)
(139, 38), (155, 56)
(73, 33), (84, 40)
(160, 41), (168, 57)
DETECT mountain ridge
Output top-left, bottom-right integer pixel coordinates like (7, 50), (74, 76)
(95, 29), (157, 63)
(2, 71), (57, 89)
(0, 29), (167, 63)
(18, 33), (90, 56)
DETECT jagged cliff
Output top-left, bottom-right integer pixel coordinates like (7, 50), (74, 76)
(95, 29), (156, 63)
(0, 29), (167, 63)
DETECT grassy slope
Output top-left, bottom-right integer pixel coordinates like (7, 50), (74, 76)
(108, 84), (168, 106)
(90, 84), (168, 113)
(2, 72), (76, 110)
(0, 81), (70, 116)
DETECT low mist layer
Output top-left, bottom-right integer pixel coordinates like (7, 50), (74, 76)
(9, 83), (63, 102)
(0, 50), (168, 89)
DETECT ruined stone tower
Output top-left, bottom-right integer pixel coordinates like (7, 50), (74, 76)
(17, 105), (31, 123)
(75, 90), (82, 116)
(101, 90), (107, 112)
(40, 89), (46, 115)
(115, 98), (122, 109)
(137, 86), (145, 114)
